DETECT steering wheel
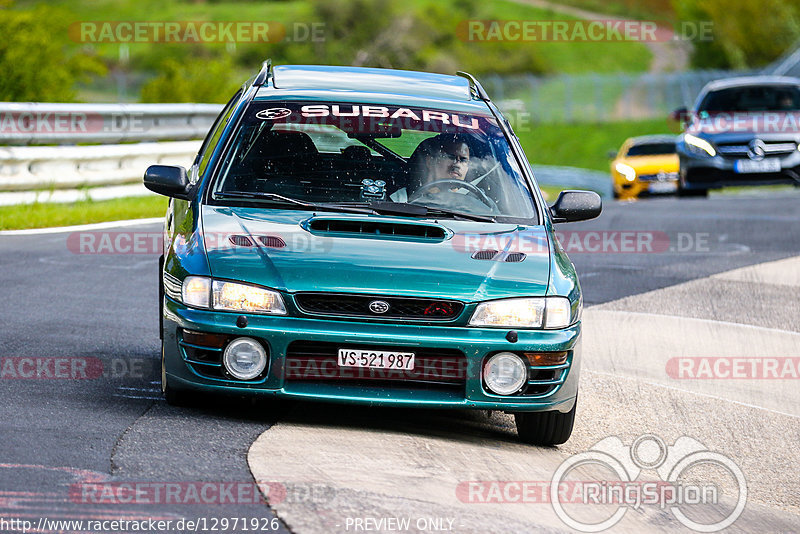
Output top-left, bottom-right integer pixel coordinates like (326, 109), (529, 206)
(408, 179), (497, 210)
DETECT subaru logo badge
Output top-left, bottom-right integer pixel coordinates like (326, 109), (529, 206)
(256, 108), (292, 120)
(368, 300), (390, 314)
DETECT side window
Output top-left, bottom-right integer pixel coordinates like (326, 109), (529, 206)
(196, 90), (243, 180)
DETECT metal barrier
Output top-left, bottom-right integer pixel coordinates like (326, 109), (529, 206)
(533, 165), (613, 199)
(0, 103), (222, 145)
(0, 141), (201, 192)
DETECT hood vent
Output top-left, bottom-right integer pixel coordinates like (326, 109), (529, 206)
(471, 250), (499, 260)
(471, 250), (527, 262)
(258, 235), (287, 248)
(229, 235), (254, 247)
(308, 219), (446, 240)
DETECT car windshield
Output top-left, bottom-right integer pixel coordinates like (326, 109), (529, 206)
(209, 101), (538, 221)
(626, 142), (675, 156)
(699, 85), (800, 112)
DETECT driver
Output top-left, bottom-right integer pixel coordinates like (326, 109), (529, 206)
(420, 134), (471, 184)
(390, 134), (472, 202)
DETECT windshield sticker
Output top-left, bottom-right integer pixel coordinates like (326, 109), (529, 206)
(255, 108), (293, 120)
(297, 105), (479, 129)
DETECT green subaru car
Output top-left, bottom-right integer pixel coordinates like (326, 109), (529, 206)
(145, 62), (601, 445)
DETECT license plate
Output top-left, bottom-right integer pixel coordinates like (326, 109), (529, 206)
(648, 181), (678, 193)
(338, 349), (415, 370)
(734, 159), (781, 173)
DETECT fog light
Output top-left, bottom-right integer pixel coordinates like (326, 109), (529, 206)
(223, 337), (267, 380)
(484, 352), (527, 395)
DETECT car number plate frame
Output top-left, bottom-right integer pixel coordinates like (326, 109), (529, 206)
(734, 159), (781, 173)
(337, 349), (415, 370)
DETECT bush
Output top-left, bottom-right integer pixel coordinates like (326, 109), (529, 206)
(674, 0), (800, 69)
(0, 5), (105, 102)
(140, 56), (241, 103)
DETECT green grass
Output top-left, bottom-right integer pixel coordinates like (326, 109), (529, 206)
(553, 0), (675, 20)
(445, 0), (653, 74)
(21, 0), (652, 77)
(517, 118), (674, 171)
(0, 196), (168, 230)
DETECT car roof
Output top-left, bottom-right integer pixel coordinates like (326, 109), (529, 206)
(702, 75), (800, 92)
(253, 65), (489, 114)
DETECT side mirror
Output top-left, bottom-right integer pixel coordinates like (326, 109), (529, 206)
(607, 149), (618, 159)
(550, 190), (602, 223)
(144, 165), (190, 199)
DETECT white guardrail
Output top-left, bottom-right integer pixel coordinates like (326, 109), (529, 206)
(0, 103), (221, 203)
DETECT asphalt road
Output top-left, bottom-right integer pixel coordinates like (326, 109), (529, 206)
(0, 190), (798, 533)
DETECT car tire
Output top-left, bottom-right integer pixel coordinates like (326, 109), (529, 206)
(161, 342), (193, 407)
(514, 397), (577, 446)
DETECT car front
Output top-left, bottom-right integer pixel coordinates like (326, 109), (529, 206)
(677, 78), (800, 194)
(149, 67), (601, 445)
(611, 136), (679, 199)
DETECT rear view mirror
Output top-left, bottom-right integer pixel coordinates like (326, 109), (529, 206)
(550, 190), (602, 223)
(144, 165), (190, 199)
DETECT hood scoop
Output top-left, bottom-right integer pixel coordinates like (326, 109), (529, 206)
(471, 250), (527, 263)
(306, 217), (447, 241)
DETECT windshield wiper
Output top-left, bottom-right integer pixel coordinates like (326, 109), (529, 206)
(214, 191), (375, 215)
(421, 206), (497, 222)
(331, 201), (496, 222)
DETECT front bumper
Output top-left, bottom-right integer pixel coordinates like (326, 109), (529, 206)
(162, 298), (581, 413)
(679, 151), (800, 189)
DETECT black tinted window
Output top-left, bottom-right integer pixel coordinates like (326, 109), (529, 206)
(626, 142), (675, 156)
(700, 85), (800, 112)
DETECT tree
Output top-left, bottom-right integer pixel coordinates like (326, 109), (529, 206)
(0, 6), (105, 102)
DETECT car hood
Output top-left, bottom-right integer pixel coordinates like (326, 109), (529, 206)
(201, 205), (552, 301)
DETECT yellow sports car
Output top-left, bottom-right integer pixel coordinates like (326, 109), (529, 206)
(610, 135), (679, 199)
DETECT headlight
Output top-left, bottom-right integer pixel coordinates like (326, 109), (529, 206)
(469, 297), (575, 329)
(684, 134), (716, 157)
(212, 280), (286, 314)
(177, 276), (286, 314)
(614, 162), (637, 181)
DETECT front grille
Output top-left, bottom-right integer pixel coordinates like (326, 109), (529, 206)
(638, 171), (678, 182)
(294, 293), (464, 321)
(285, 341), (467, 390)
(716, 141), (797, 158)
